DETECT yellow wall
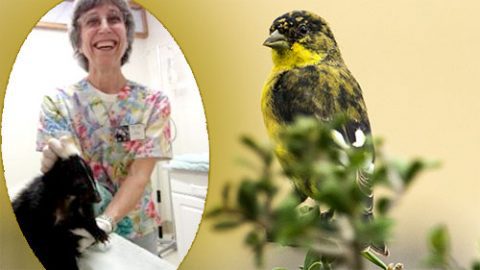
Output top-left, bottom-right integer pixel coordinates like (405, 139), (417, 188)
(2, 0), (480, 269)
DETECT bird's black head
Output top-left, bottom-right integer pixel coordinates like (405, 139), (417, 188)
(264, 10), (339, 57)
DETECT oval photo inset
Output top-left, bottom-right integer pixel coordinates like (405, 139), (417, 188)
(3, 1), (209, 269)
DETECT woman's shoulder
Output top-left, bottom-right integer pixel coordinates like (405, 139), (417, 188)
(126, 80), (169, 100)
(43, 79), (88, 100)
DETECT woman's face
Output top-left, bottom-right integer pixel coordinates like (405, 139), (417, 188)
(78, 4), (128, 71)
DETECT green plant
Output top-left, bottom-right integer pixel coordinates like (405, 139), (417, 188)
(207, 117), (434, 269)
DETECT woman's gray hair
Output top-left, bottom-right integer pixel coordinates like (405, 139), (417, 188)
(68, 0), (135, 71)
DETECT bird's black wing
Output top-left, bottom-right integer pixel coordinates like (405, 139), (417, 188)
(270, 64), (372, 147)
(269, 65), (325, 124)
(271, 63), (376, 206)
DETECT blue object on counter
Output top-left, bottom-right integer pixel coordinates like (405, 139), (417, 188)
(165, 153), (209, 172)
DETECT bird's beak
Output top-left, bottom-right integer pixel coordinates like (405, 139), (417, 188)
(263, 30), (289, 50)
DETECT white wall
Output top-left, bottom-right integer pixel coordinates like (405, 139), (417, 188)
(2, 10), (209, 199)
(144, 13), (209, 155)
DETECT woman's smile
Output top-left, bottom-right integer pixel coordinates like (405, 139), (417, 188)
(93, 40), (117, 51)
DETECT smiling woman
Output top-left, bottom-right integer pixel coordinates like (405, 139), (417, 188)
(34, 0), (173, 255)
(3, 0), (209, 269)
(70, 0), (133, 74)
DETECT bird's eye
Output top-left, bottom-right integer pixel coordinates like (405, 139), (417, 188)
(298, 24), (309, 35)
(271, 25), (280, 34)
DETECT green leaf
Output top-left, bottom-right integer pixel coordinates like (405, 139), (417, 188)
(205, 207), (224, 218)
(213, 220), (243, 230)
(270, 196), (312, 244)
(371, 165), (388, 186)
(237, 180), (259, 219)
(393, 158), (439, 188)
(356, 217), (394, 247)
(256, 176), (277, 196)
(362, 250), (388, 269)
(222, 182), (231, 206)
(304, 249), (322, 270)
(429, 225), (450, 255)
(424, 224), (450, 268)
(376, 197), (391, 216)
(403, 159), (426, 186)
(245, 230), (266, 266)
(241, 135), (273, 165)
(245, 230), (261, 246)
(472, 261), (480, 270)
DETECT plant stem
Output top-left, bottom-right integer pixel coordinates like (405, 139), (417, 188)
(352, 241), (365, 270)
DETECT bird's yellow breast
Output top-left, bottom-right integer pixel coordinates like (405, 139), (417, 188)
(261, 70), (282, 142)
(261, 43), (330, 159)
(262, 70), (295, 165)
(271, 43), (325, 72)
(261, 42), (325, 141)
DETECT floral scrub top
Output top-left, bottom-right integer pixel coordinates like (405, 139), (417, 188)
(36, 78), (172, 238)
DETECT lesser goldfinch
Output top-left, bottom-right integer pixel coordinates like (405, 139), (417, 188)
(261, 10), (388, 256)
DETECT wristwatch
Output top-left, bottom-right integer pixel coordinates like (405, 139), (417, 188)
(97, 214), (117, 233)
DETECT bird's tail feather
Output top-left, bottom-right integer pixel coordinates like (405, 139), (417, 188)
(363, 196), (389, 257)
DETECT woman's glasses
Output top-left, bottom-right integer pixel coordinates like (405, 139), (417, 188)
(79, 10), (124, 29)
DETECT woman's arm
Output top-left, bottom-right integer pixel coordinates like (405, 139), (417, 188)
(103, 158), (158, 224)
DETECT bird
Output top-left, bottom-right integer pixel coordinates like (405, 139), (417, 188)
(261, 10), (388, 256)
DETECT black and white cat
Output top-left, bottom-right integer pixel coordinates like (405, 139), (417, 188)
(12, 147), (108, 270)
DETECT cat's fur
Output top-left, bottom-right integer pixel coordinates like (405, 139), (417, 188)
(12, 155), (108, 270)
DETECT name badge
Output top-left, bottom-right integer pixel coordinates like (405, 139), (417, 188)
(114, 124), (146, 142)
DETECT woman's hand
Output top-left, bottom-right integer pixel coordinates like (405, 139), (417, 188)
(40, 139), (60, 173)
(40, 136), (81, 173)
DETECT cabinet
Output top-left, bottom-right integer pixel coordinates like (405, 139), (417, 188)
(169, 168), (208, 261)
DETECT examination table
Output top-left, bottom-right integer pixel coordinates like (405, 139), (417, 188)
(77, 233), (176, 270)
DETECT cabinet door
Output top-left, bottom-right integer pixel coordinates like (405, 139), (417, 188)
(171, 192), (205, 260)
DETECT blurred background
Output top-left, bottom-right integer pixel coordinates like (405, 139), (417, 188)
(2, 0), (480, 269)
